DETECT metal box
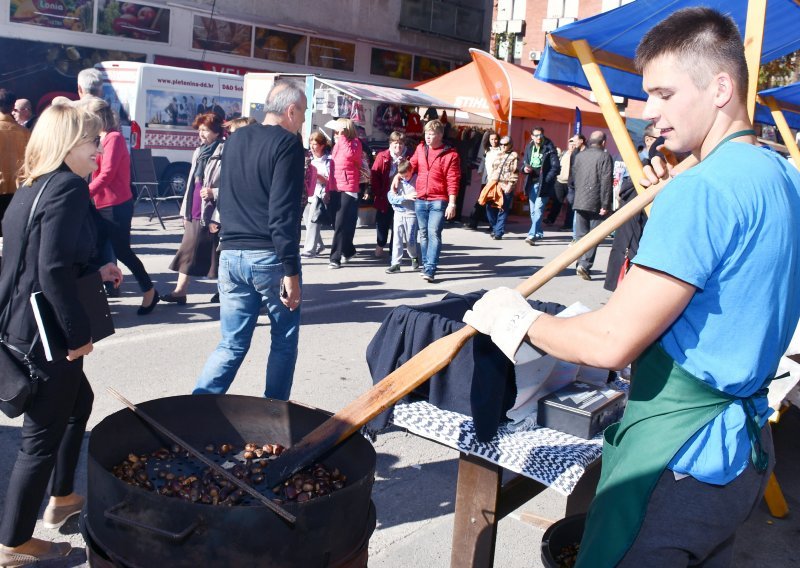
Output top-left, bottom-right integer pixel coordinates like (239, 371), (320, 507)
(537, 382), (627, 439)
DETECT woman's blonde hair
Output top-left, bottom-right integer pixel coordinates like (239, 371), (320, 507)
(74, 96), (118, 132)
(335, 117), (357, 140)
(21, 103), (102, 186)
(224, 116), (255, 133)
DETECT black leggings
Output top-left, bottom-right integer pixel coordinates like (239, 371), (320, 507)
(96, 199), (154, 292)
(0, 347), (94, 546)
(328, 192), (358, 263)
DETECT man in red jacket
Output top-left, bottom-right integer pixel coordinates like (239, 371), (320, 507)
(409, 119), (460, 282)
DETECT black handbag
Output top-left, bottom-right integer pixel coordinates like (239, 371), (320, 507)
(0, 175), (53, 418)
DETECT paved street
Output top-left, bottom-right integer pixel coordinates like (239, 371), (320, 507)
(0, 206), (796, 567)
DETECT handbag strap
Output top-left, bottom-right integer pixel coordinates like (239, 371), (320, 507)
(0, 173), (56, 348)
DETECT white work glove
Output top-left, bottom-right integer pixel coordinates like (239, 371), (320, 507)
(463, 287), (544, 363)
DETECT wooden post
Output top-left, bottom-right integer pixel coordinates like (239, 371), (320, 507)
(571, 40), (648, 206)
(743, 0), (768, 122)
(757, 95), (800, 168)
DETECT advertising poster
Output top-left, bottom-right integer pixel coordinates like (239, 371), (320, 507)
(370, 48), (412, 80)
(0, 37), (144, 114)
(308, 38), (355, 72)
(254, 28), (306, 64)
(192, 15), (252, 57)
(97, 1), (170, 43)
(146, 90), (242, 126)
(9, 0), (93, 31)
(413, 56), (451, 82)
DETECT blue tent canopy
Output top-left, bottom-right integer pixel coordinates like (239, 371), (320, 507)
(757, 82), (800, 129)
(759, 82), (800, 106)
(535, 0), (800, 101)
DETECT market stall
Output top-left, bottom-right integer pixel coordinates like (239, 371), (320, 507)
(757, 81), (800, 165)
(534, 0), (800, 195)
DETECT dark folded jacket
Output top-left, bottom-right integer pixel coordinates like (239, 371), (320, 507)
(365, 291), (564, 442)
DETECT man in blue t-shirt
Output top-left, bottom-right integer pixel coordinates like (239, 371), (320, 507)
(463, 7), (800, 567)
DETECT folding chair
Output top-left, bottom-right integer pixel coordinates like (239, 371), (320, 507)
(131, 149), (182, 229)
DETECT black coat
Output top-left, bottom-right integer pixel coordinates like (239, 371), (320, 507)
(365, 292), (565, 442)
(604, 177), (647, 291)
(0, 167), (97, 351)
(521, 137), (560, 199)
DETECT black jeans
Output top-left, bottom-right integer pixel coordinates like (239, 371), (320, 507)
(328, 192), (358, 264)
(574, 210), (604, 270)
(0, 193), (14, 238)
(97, 199), (154, 292)
(0, 347), (94, 546)
(375, 208), (393, 248)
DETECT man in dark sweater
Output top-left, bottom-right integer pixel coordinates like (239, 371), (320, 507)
(193, 82), (307, 401)
(570, 130), (613, 280)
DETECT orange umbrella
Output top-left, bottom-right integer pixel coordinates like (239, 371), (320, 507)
(415, 59), (607, 127)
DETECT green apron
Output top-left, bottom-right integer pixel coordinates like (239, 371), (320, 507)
(574, 343), (769, 567)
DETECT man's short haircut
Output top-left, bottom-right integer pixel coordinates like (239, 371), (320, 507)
(397, 158), (412, 174)
(588, 131), (606, 146)
(532, 126), (544, 134)
(424, 119), (444, 135)
(0, 89), (16, 113)
(17, 99), (32, 111)
(388, 131), (406, 143)
(263, 82), (306, 116)
(635, 7), (748, 103)
(77, 68), (104, 97)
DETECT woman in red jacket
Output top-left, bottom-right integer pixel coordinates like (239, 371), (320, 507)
(369, 130), (408, 260)
(85, 98), (159, 315)
(328, 118), (362, 269)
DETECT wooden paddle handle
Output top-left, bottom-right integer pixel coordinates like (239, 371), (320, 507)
(266, 157), (697, 486)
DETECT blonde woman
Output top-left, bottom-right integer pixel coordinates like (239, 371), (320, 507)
(0, 104), (122, 565)
(80, 97), (159, 315)
(328, 117), (362, 268)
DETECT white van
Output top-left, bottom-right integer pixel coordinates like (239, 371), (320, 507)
(96, 61), (244, 194)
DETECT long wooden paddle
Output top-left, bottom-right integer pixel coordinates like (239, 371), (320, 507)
(264, 157), (696, 489)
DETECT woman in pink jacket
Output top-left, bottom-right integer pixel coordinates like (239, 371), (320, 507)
(85, 98), (159, 315)
(327, 118), (362, 269)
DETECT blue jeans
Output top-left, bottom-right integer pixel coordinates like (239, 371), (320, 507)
(193, 250), (300, 400)
(527, 186), (549, 239)
(485, 191), (514, 237)
(415, 199), (447, 276)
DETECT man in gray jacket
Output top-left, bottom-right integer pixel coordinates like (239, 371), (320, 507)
(569, 130), (613, 280)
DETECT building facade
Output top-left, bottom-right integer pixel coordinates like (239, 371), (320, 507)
(491, 0), (634, 66)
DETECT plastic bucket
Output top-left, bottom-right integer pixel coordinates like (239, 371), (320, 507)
(540, 513), (586, 568)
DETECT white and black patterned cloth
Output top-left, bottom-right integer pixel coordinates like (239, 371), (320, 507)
(392, 399), (606, 496)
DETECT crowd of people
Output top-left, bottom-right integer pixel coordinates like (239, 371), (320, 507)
(1, 7), (799, 565)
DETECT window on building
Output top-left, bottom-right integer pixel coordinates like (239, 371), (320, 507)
(192, 16), (253, 57)
(97, 1), (170, 43)
(254, 28), (307, 64)
(400, 0), (485, 45)
(413, 56), (451, 81)
(308, 38), (355, 72)
(370, 48), (413, 80)
(10, 0), (94, 32)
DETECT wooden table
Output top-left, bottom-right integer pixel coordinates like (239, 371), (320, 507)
(391, 400), (608, 568)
